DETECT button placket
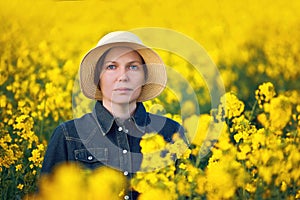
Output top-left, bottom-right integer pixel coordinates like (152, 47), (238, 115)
(115, 125), (131, 172)
(115, 121), (133, 175)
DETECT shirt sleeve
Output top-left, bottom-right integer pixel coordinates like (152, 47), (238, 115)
(41, 124), (68, 174)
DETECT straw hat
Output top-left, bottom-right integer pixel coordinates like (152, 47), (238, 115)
(79, 31), (167, 102)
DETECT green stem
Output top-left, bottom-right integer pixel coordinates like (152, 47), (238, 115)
(39, 97), (47, 139)
(249, 100), (258, 122)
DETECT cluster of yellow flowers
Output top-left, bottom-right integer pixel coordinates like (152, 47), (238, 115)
(0, 86), (47, 197)
(255, 82), (276, 108)
(255, 82), (297, 135)
(131, 133), (189, 199)
(217, 92), (245, 120)
(133, 83), (300, 199)
(28, 163), (128, 200)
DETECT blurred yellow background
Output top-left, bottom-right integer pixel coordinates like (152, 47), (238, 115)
(1, 0), (300, 199)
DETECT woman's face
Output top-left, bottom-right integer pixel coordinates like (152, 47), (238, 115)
(99, 47), (145, 105)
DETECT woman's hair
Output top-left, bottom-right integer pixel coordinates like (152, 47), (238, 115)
(94, 47), (147, 90)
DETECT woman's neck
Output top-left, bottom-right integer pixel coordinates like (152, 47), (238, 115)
(102, 100), (136, 121)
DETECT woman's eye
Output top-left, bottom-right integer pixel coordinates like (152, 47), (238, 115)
(129, 65), (138, 70)
(106, 65), (116, 70)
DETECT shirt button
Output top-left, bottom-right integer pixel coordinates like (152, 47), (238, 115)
(124, 171), (129, 176)
(87, 156), (93, 161)
(122, 149), (128, 154)
(124, 195), (129, 200)
(118, 127), (123, 131)
(124, 129), (129, 133)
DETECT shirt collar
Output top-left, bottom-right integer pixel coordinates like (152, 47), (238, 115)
(130, 102), (150, 132)
(93, 101), (149, 135)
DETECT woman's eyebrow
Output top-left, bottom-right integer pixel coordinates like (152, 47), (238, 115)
(127, 60), (142, 64)
(104, 60), (142, 64)
(104, 61), (116, 64)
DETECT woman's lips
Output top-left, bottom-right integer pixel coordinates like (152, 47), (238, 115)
(113, 87), (133, 92)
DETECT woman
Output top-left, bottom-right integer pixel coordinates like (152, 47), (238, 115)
(41, 31), (188, 199)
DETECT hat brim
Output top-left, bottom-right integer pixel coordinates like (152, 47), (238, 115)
(80, 42), (167, 102)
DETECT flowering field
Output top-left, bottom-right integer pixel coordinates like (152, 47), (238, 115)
(1, 0), (300, 199)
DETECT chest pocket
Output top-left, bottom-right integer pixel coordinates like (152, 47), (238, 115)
(74, 148), (108, 164)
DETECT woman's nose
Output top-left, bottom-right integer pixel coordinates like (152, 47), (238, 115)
(117, 67), (129, 82)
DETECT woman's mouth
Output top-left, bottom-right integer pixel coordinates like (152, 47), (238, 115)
(114, 87), (133, 92)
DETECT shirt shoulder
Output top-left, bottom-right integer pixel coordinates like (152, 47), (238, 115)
(55, 113), (98, 140)
(147, 113), (185, 142)
(148, 113), (181, 128)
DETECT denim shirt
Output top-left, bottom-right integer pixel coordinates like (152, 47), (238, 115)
(41, 101), (187, 199)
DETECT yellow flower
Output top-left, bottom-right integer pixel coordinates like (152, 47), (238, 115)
(140, 133), (166, 154)
(131, 172), (152, 193)
(87, 167), (127, 200)
(259, 166), (273, 184)
(138, 188), (176, 200)
(296, 190), (300, 199)
(214, 131), (233, 151)
(218, 92), (245, 120)
(184, 114), (210, 146)
(178, 163), (186, 170)
(257, 113), (270, 128)
(269, 95), (292, 132)
(15, 164), (22, 171)
(206, 162), (236, 199)
(17, 184), (24, 190)
(38, 163), (86, 200)
(280, 181), (287, 192)
(0, 95), (7, 107)
(195, 174), (206, 195)
(176, 176), (190, 196)
(255, 82), (276, 108)
(28, 144), (45, 168)
(245, 182), (256, 193)
(237, 144), (251, 160)
(251, 128), (266, 150)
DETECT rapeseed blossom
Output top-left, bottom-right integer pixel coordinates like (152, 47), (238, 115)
(140, 133), (167, 154)
(28, 144), (45, 168)
(30, 163), (127, 200)
(255, 82), (276, 108)
(218, 92), (245, 120)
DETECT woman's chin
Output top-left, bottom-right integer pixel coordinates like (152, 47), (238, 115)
(111, 96), (137, 105)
